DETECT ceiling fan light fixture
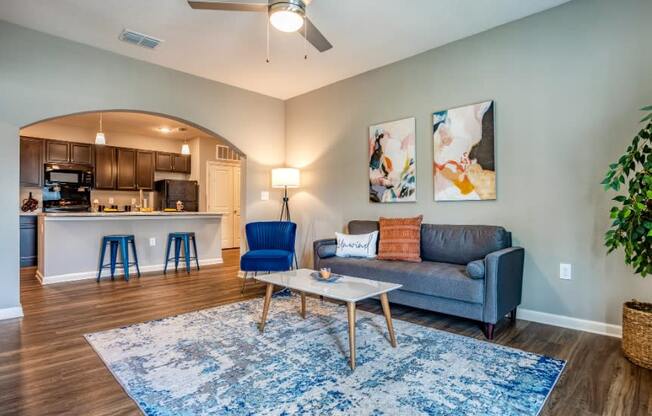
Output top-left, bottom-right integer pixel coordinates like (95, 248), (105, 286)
(269, 2), (305, 33)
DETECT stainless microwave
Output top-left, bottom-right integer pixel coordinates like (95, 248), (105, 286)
(44, 163), (94, 187)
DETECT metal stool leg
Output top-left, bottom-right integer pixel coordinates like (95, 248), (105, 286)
(174, 238), (181, 272)
(183, 235), (191, 274)
(191, 235), (200, 271)
(164, 234), (172, 274)
(110, 241), (119, 280)
(120, 237), (130, 281)
(97, 239), (107, 282)
(130, 239), (141, 277)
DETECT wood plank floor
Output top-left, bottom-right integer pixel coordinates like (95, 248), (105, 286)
(1, 249), (650, 415)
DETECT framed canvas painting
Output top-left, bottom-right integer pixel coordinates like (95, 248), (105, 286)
(369, 117), (416, 203)
(433, 100), (495, 201)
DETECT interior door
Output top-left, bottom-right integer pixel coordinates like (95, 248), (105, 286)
(233, 166), (241, 248)
(207, 163), (234, 248)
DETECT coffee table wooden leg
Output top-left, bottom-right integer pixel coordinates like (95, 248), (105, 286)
(259, 283), (274, 333)
(300, 291), (306, 318)
(347, 301), (356, 370)
(380, 293), (397, 347)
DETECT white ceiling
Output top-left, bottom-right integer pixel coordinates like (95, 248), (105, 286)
(38, 111), (213, 140)
(0, 0), (570, 99)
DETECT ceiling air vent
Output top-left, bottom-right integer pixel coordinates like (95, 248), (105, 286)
(118, 29), (163, 49)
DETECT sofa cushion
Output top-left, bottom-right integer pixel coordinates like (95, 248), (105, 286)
(466, 259), (485, 279)
(377, 216), (423, 262)
(240, 249), (293, 272)
(420, 224), (511, 265)
(348, 220), (379, 235)
(319, 256), (484, 304)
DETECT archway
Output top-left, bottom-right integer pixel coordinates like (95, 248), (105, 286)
(19, 109), (246, 286)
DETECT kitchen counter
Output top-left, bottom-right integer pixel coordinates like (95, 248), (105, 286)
(37, 212), (223, 284)
(40, 211), (222, 220)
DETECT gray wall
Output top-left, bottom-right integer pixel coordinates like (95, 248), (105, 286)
(285, 0), (652, 325)
(0, 21), (285, 311)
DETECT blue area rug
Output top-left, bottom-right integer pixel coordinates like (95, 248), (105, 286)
(85, 295), (565, 415)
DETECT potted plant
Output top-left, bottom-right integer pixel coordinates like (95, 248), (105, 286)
(602, 106), (652, 369)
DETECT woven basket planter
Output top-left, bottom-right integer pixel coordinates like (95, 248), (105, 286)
(622, 301), (652, 369)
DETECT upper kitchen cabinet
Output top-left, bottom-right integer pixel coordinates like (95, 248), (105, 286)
(94, 145), (116, 189)
(44, 140), (69, 163)
(155, 152), (191, 174)
(44, 140), (93, 165)
(116, 148), (137, 190)
(173, 154), (191, 173)
(70, 143), (93, 165)
(20, 136), (44, 187)
(136, 150), (155, 190)
(155, 152), (173, 172)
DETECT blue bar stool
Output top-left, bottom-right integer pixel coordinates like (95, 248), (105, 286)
(164, 232), (200, 274)
(97, 235), (141, 281)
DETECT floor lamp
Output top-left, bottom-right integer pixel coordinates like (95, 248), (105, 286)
(272, 168), (300, 221)
(272, 167), (300, 270)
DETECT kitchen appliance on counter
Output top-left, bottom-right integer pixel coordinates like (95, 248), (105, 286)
(43, 163), (92, 212)
(155, 180), (198, 212)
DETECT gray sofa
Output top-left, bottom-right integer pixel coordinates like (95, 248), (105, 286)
(313, 220), (524, 339)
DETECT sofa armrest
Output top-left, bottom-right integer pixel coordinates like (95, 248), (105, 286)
(313, 238), (337, 269)
(482, 247), (524, 324)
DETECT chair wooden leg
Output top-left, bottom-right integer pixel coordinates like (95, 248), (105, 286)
(509, 308), (517, 321)
(300, 292), (306, 318)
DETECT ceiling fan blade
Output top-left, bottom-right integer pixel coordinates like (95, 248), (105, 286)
(187, 1), (268, 12)
(300, 17), (332, 52)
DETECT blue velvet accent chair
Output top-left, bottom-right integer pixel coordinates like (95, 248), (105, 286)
(240, 221), (297, 293)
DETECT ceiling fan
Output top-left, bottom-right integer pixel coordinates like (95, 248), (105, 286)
(187, 0), (332, 52)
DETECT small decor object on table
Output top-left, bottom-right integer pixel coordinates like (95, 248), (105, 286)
(433, 100), (495, 201)
(311, 268), (341, 282)
(369, 117), (416, 203)
(21, 192), (38, 212)
(602, 105), (652, 369)
(176, 200), (184, 211)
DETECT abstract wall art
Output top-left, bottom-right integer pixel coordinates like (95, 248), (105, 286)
(433, 100), (495, 201)
(369, 117), (416, 203)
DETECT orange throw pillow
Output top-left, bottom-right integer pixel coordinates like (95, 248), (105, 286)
(377, 216), (423, 262)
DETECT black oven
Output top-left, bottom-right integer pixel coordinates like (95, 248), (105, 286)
(44, 163), (94, 187)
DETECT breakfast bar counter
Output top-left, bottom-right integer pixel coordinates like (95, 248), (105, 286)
(37, 212), (223, 284)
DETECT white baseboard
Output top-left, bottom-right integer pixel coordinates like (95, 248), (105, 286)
(37, 258), (223, 285)
(0, 305), (24, 320)
(518, 308), (622, 338)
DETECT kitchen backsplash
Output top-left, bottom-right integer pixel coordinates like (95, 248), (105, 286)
(19, 187), (160, 213)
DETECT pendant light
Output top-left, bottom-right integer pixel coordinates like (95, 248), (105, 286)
(95, 113), (106, 145)
(181, 139), (190, 155)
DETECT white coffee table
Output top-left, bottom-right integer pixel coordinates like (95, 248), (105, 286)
(254, 268), (402, 370)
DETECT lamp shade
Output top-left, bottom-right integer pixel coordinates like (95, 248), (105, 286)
(272, 168), (300, 188)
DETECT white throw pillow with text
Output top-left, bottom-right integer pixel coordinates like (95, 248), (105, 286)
(335, 231), (378, 258)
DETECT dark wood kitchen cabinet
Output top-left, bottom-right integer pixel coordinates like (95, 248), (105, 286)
(116, 148), (137, 190)
(70, 143), (93, 165)
(136, 150), (155, 190)
(155, 152), (191, 173)
(20, 136), (44, 187)
(155, 152), (174, 172)
(94, 145), (116, 189)
(44, 140), (69, 163)
(172, 154), (191, 173)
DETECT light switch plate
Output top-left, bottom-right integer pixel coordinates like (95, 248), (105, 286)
(149, 237), (156, 247)
(261, 191), (270, 201)
(560, 263), (572, 280)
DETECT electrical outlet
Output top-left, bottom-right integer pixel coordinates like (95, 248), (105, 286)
(149, 237), (156, 247)
(108, 197), (114, 204)
(560, 263), (572, 280)
(261, 191), (270, 201)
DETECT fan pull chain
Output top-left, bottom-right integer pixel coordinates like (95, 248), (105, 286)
(266, 15), (270, 63)
(303, 13), (308, 60)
